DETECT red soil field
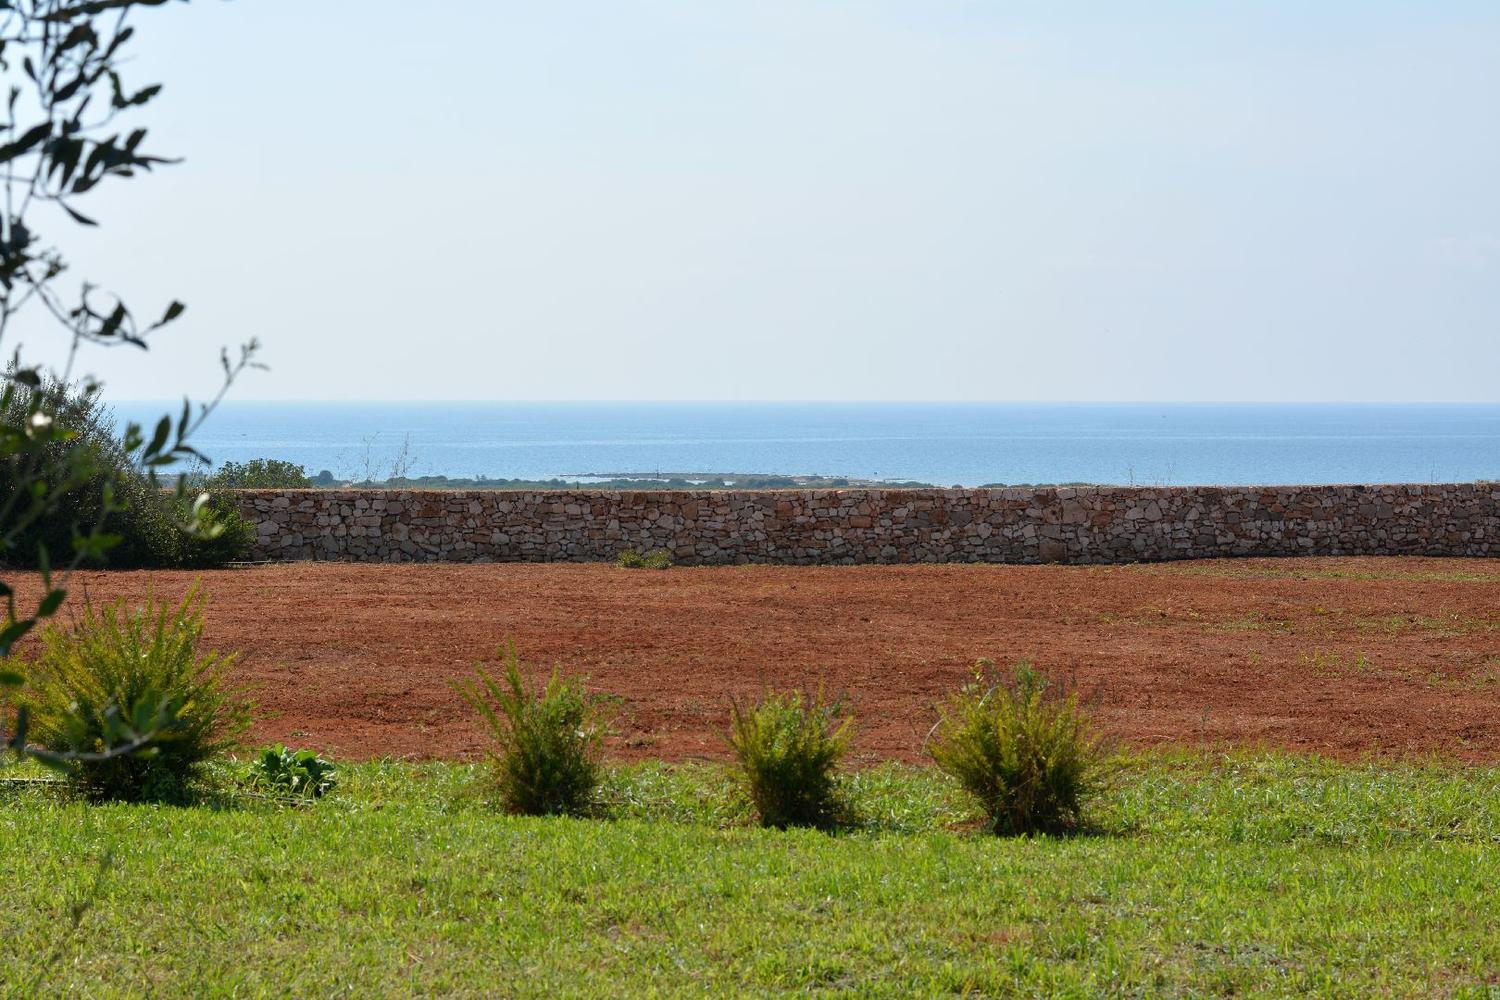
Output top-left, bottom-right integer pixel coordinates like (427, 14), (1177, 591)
(15, 557), (1500, 764)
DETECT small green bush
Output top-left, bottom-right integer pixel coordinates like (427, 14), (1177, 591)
(21, 588), (253, 802)
(928, 660), (1106, 836)
(205, 458), (313, 489)
(178, 492), (254, 568)
(616, 548), (672, 569)
(725, 688), (852, 828)
(245, 745), (338, 798)
(455, 641), (608, 816)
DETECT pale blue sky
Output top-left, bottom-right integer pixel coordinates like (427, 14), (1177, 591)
(26, 1), (1500, 401)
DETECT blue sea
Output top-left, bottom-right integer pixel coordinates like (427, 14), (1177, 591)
(111, 401), (1500, 488)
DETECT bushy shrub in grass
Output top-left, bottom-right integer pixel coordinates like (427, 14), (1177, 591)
(455, 641), (608, 816)
(21, 588), (253, 802)
(928, 660), (1106, 836)
(244, 745), (338, 799)
(616, 548), (672, 569)
(725, 688), (852, 828)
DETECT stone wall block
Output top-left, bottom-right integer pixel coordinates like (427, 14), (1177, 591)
(233, 486), (1499, 565)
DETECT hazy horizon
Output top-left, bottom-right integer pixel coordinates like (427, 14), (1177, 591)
(110, 399), (1500, 487)
(111, 398), (1500, 406)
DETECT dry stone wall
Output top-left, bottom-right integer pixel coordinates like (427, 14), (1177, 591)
(235, 484), (1500, 565)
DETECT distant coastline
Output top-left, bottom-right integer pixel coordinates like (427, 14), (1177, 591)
(112, 400), (1500, 488)
(294, 472), (1108, 491)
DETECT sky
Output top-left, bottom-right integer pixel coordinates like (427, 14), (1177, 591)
(17, 1), (1500, 402)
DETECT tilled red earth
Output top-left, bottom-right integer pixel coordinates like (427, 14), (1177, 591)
(16, 557), (1500, 763)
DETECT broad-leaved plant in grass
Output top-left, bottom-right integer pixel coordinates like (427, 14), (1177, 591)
(726, 688), (852, 828)
(245, 745), (338, 799)
(928, 659), (1107, 835)
(455, 641), (609, 816)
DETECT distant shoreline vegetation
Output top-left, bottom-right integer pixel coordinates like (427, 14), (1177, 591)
(198, 460), (1101, 492)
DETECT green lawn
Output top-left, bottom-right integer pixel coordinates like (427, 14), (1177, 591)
(2, 754), (1497, 997)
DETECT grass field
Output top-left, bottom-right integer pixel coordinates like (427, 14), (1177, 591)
(3, 753), (1498, 997)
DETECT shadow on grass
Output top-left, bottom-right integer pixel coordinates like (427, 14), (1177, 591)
(0, 772), (342, 813)
(585, 761), (1131, 840)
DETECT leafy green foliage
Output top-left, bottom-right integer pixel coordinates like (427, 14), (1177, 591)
(244, 745), (338, 799)
(20, 588), (253, 802)
(928, 660), (1107, 835)
(0, 379), (251, 569)
(616, 548), (672, 569)
(725, 688), (852, 828)
(455, 641), (608, 816)
(177, 493), (253, 568)
(0, 0), (261, 770)
(205, 459), (313, 490)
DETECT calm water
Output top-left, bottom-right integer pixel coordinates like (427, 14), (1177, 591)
(112, 401), (1500, 487)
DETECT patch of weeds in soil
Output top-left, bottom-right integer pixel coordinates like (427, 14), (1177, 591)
(1202, 607), (1500, 640)
(1296, 649), (1382, 679)
(1411, 655), (1500, 692)
(1348, 612), (1500, 638)
(1472, 658), (1500, 689)
(616, 548), (673, 570)
(1206, 611), (1296, 634)
(1135, 561), (1500, 584)
(1102, 607), (1301, 635)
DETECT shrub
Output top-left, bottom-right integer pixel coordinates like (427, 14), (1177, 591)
(178, 493), (254, 568)
(928, 660), (1106, 836)
(1, 378), (178, 567)
(725, 688), (852, 828)
(205, 458), (313, 489)
(21, 588), (253, 802)
(0, 378), (250, 568)
(455, 641), (608, 816)
(616, 548), (672, 569)
(245, 745), (338, 798)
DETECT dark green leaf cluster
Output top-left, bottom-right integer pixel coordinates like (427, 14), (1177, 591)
(17, 586), (253, 802)
(726, 688), (852, 828)
(244, 745), (338, 799)
(0, 377), (252, 569)
(455, 641), (608, 817)
(928, 660), (1108, 835)
(204, 458), (312, 490)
